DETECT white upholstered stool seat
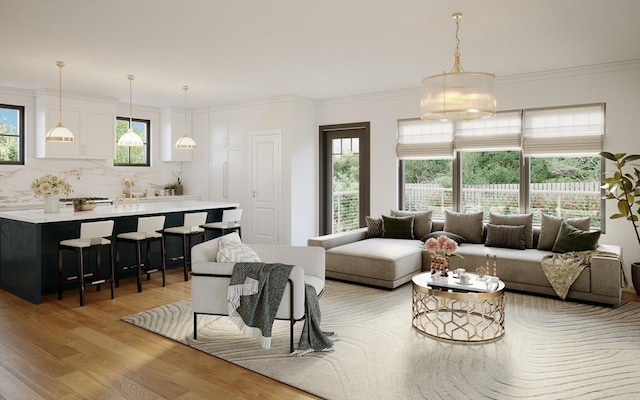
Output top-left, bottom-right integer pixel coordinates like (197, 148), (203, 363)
(116, 216), (166, 292)
(163, 211), (208, 281)
(58, 220), (115, 306)
(202, 209), (243, 238)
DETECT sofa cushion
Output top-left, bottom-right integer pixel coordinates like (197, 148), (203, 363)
(484, 224), (526, 250)
(552, 221), (601, 253)
(443, 211), (484, 244)
(325, 238), (423, 281)
(365, 216), (383, 238)
(382, 215), (414, 239)
(489, 213), (534, 248)
(390, 210), (433, 240)
(447, 244), (591, 292)
(538, 214), (591, 250)
(423, 230), (466, 244)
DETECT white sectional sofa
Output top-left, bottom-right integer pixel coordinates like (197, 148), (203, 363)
(308, 214), (624, 306)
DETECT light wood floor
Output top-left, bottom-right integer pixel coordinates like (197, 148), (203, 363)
(1, 270), (638, 400)
(0, 268), (320, 400)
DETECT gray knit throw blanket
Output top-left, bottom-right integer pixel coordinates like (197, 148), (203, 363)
(292, 283), (335, 357)
(228, 262), (293, 349)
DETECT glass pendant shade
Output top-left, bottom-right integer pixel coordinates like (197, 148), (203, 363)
(46, 61), (75, 142)
(175, 134), (197, 149)
(46, 123), (75, 142)
(420, 71), (495, 121)
(118, 128), (143, 146)
(420, 12), (496, 122)
(175, 85), (197, 149)
(117, 74), (144, 147)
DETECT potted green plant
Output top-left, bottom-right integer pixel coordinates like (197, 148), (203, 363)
(600, 151), (640, 294)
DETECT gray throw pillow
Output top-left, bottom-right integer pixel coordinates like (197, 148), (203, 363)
(390, 210), (433, 239)
(489, 212), (533, 248)
(365, 216), (383, 238)
(484, 224), (526, 250)
(538, 214), (591, 250)
(552, 221), (601, 253)
(422, 230), (466, 244)
(381, 215), (414, 239)
(443, 210), (484, 244)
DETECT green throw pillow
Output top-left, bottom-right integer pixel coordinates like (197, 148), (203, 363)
(552, 221), (601, 253)
(382, 215), (414, 239)
(390, 210), (433, 240)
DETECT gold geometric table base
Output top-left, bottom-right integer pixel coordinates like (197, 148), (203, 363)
(412, 280), (505, 343)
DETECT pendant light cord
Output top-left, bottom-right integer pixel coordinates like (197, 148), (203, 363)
(128, 75), (134, 129)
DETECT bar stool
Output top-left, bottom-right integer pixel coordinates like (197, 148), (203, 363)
(202, 209), (243, 238)
(116, 216), (166, 293)
(58, 220), (115, 306)
(163, 212), (207, 281)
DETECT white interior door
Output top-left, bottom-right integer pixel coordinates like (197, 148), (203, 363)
(250, 130), (281, 244)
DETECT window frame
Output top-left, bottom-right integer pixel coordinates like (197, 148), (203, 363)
(397, 104), (605, 230)
(114, 117), (151, 167)
(0, 104), (25, 165)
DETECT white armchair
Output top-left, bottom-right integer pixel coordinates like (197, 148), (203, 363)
(190, 234), (326, 352)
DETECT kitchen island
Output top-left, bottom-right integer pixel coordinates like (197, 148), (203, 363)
(0, 200), (239, 304)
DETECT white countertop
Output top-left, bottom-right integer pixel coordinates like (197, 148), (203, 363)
(0, 200), (239, 224)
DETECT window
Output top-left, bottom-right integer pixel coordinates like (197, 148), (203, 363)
(0, 104), (25, 165)
(398, 104), (605, 228)
(529, 156), (601, 226)
(401, 159), (453, 219)
(114, 117), (150, 166)
(460, 150), (520, 216)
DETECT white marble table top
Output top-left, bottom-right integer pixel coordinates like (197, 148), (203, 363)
(0, 200), (239, 224)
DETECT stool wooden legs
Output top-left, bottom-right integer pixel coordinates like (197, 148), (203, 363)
(115, 238), (166, 292)
(58, 244), (114, 306)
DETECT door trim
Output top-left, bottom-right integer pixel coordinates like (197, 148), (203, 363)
(318, 122), (370, 235)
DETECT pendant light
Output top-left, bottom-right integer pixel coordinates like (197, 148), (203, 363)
(46, 61), (75, 142)
(117, 75), (144, 147)
(175, 85), (197, 149)
(420, 13), (496, 121)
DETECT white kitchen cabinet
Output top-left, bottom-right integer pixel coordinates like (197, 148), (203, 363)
(210, 147), (245, 201)
(211, 119), (244, 147)
(160, 107), (192, 162)
(209, 119), (245, 202)
(34, 89), (116, 159)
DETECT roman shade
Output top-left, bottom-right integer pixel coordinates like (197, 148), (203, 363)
(453, 111), (522, 151)
(396, 119), (453, 159)
(522, 103), (605, 156)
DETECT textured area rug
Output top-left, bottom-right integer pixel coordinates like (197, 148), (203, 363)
(122, 280), (640, 400)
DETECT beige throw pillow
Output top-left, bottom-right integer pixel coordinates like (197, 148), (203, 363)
(443, 210), (484, 244)
(537, 214), (591, 251)
(489, 213), (534, 248)
(216, 234), (261, 262)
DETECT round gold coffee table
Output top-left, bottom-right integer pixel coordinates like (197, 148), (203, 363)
(412, 272), (505, 342)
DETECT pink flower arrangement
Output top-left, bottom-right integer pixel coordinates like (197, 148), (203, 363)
(424, 235), (460, 258)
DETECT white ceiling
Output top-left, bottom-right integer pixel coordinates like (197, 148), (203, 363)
(1, 0), (639, 109)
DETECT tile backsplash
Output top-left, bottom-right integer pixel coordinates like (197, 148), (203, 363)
(0, 158), (183, 210)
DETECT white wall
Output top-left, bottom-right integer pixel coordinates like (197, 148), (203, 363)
(184, 95), (318, 245)
(317, 61), (640, 282)
(0, 87), (182, 209)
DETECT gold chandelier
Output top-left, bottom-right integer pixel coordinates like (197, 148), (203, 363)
(46, 61), (75, 142)
(420, 12), (496, 121)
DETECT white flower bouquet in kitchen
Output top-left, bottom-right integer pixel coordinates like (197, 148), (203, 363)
(30, 174), (73, 197)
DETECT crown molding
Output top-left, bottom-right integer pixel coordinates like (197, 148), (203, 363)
(33, 87), (117, 104)
(497, 59), (640, 85)
(209, 94), (317, 112)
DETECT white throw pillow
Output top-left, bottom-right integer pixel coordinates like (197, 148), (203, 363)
(216, 235), (260, 263)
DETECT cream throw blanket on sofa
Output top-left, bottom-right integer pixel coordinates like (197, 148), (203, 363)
(541, 251), (621, 300)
